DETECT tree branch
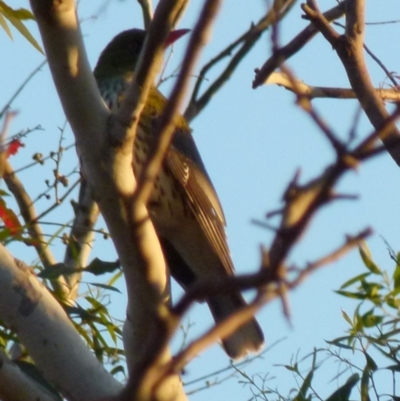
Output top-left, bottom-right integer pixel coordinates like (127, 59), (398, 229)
(63, 180), (100, 301)
(185, 0), (296, 121)
(302, 0), (400, 165)
(0, 349), (60, 401)
(0, 245), (122, 401)
(264, 71), (400, 101)
(253, 0), (347, 88)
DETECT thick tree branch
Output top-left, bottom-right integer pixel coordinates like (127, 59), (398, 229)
(0, 349), (59, 401)
(0, 245), (122, 401)
(29, 1), (185, 400)
(137, 0), (153, 29)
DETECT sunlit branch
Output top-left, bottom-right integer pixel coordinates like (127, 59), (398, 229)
(63, 180), (100, 301)
(265, 71), (400, 101)
(302, 0), (400, 165)
(137, 0), (153, 29)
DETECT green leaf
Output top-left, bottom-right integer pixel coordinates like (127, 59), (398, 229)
(0, 2), (34, 20)
(87, 282), (121, 293)
(393, 264), (400, 289)
(360, 365), (370, 401)
(384, 365), (400, 373)
(324, 373), (359, 401)
(38, 263), (71, 279)
(293, 369), (314, 401)
(284, 363), (298, 372)
(336, 290), (368, 300)
(325, 337), (354, 349)
(0, 2), (43, 53)
(341, 310), (353, 326)
(110, 365), (125, 376)
(361, 280), (383, 295)
(361, 309), (383, 328)
(85, 296), (107, 313)
(0, 10), (11, 38)
(340, 272), (371, 289)
(86, 258), (120, 276)
(365, 352), (378, 371)
(386, 296), (400, 309)
(359, 242), (381, 274)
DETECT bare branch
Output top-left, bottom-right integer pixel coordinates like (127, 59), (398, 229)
(185, 0), (296, 121)
(288, 228), (372, 289)
(253, 0), (347, 88)
(265, 71), (400, 101)
(0, 60), (47, 120)
(3, 161), (57, 269)
(302, 0), (400, 165)
(137, 0), (153, 29)
(63, 180), (100, 301)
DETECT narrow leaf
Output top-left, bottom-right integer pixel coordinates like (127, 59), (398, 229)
(340, 272), (371, 289)
(359, 242), (381, 274)
(0, 11), (11, 38)
(86, 258), (120, 276)
(0, 4), (43, 53)
(88, 282), (121, 293)
(324, 373), (359, 401)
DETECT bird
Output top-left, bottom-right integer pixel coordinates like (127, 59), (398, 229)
(93, 29), (264, 359)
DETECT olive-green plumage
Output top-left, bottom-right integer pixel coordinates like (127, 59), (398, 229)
(94, 29), (264, 359)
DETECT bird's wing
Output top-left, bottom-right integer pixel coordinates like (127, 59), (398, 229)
(141, 87), (234, 274)
(166, 141), (235, 276)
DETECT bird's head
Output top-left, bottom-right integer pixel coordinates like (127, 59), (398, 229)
(94, 28), (189, 80)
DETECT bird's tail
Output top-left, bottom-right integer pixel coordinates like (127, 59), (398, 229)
(207, 293), (264, 359)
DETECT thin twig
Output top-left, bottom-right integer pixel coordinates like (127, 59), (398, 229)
(289, 228), (372, 289)
(0, 60), (47, 119)
(253, 0), (347, 88)
(185, 0), (296, 121)
(3, 161), (57, 268)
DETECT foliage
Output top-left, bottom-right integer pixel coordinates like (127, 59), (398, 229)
(0, 1), (42, 53)
(239, 243), (400, 401)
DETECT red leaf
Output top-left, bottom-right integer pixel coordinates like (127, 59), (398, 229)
(7, 139), (23, 157)
(0, 198), (22, 235)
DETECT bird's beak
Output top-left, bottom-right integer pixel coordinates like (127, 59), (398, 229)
(165, 29), (190, 48)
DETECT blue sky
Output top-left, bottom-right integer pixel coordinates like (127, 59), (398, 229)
(2, 0), (400, 399)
